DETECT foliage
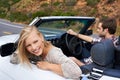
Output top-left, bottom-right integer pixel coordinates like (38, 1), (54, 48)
(107, 0), (115, 4)
(51, 10), (76, 16)
(53, 1), (61, 6)
(60, 11), (76, 16)
(0, 9), (6, 18)
(86, 0), (100, 7)
(0, 0), (10, 8)
(0, 0), (20, 9)
(32, 11), (50, 18)
(41, 2), (49, 7)
(88, 8), (97, 16)
(64, 0), (77, 6)
(0, 0), (21, 19)
(8, 12), (29, 22)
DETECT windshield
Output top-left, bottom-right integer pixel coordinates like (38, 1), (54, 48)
(37, 20), (84, 34)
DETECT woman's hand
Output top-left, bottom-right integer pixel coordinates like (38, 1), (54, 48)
(37, 61), (63, 76)
(37, 61), (51, 70)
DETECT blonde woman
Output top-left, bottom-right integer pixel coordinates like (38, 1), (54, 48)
(17, 26), (81, 80)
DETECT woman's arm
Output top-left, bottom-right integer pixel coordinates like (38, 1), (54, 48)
(69, 57), (85, 66)
(44, 47), (82, 79)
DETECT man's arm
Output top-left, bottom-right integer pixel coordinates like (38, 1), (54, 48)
(67, 29), (93, 42)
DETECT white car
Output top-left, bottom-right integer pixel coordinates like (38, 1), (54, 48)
(0, 16), (120, 80)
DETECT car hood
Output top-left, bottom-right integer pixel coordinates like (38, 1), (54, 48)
(0, 34), (19, 46)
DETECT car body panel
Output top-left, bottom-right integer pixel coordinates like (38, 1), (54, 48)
(0, 56), (71, 80)
(0, 34), (19, 46)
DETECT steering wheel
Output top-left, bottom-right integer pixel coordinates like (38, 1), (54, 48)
(65, 33), (82, 56)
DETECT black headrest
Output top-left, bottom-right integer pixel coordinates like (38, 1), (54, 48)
(0, 43), (17, 57)
(90, 39), (114, 66)
(115, 36), (120, 51)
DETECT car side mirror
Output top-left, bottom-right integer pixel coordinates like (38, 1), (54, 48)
(0, 43), (17, 57)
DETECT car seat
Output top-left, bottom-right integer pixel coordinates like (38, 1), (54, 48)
(80, 39), (120, 78)
(91, 39), (114, 67)
(114, 36), (120, 69)
(80, 39), (115, 73)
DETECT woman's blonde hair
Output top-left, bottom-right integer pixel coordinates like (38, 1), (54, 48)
(17, 25), (51, 65)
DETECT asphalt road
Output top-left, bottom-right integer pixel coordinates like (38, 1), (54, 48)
(0, 19), (25, 36)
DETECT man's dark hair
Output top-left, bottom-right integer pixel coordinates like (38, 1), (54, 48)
(100, 18), (117, 34)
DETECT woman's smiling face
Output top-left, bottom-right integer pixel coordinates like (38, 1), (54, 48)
(25, 30), (44, 56)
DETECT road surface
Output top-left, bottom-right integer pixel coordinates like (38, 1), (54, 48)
(0, 19), (24, 36)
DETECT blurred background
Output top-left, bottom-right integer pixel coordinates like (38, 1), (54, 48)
(0, 0), (120, 35)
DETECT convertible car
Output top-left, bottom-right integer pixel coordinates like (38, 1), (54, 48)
(0, 16), (120, 80)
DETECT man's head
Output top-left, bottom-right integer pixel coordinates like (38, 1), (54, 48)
(96, 18), (117, 37)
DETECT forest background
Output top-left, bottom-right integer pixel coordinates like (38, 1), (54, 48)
(0, 0), (120, 35)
